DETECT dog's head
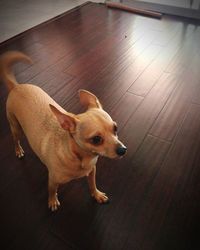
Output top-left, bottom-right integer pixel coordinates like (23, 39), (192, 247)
(50, 90), (127, 159)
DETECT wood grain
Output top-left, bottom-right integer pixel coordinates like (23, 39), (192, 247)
(0, 2), (200, 250)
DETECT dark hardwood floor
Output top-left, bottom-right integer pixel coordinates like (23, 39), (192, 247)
(0, 2), (200, 250)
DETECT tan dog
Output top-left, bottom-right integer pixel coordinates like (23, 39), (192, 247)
(0, 51), (127, 211)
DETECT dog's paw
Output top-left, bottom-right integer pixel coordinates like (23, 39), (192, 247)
(48, 196), (60, 211)
(92, 189), (109, 204)
(15, 145), (25, 159)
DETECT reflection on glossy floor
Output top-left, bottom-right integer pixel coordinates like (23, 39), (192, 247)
(0, 2), (200, 250)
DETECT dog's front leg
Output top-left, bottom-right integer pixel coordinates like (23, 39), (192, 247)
(87, 166), (109, 203)
(48, 177), (60, 211)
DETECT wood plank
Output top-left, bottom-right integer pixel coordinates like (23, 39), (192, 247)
(190, 48), (200, 104)
(14, 4), (125, 81)
(64, 21), (144, 77)
(95, 43), (163, 109)
(62, 10), (164, 79)
(53, 30), (160, 112)
(108, 92), (143, 131)
(119, 73), (180, 157)
(152, 21), (182, 46)
(127, 23), (195, 96)
(124, 104), (200, 250)
(165, 27), (199, 75)
(150, 73), (199, 141)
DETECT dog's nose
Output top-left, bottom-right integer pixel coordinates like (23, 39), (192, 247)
(116, 146), (127, 156)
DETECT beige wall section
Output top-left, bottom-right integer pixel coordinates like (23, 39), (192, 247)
(0, 0), (104, 43)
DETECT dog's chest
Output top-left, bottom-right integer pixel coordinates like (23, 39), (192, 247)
(75, 156), (98, 177)
(60, 156), (98, 182)
(81, 156), (98, 171)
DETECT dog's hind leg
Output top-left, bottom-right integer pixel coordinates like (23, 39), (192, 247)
(7, 112), (25, 159)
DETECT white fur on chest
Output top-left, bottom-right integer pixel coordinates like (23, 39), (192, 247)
(51, 154), (98, 184)
(72, 155), (98, 178)
(81, 156), (98, 171)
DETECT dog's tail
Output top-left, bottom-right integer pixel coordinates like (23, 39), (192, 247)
(0, 51), (32, 92)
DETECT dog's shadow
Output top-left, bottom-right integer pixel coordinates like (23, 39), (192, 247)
(48, 179), (103, 248)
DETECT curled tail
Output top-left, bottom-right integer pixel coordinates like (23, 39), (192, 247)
(0, 51), (32, 92)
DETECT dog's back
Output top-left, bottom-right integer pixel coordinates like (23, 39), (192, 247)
(0, 51), (66, 159)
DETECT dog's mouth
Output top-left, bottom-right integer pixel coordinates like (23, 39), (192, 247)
(91, 150), (104, 157)
(91, 150), (100, 156)
(95, 152), (125, 159)
(91, 146), (127, 159)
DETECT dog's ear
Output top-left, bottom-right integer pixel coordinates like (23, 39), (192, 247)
(49, 104), (78, 133)
(79, 89), (102, 109)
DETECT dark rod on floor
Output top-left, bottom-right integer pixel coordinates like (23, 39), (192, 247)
(106, 2), (162, 18)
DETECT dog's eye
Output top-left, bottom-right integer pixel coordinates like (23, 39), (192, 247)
(91, 136), (103, 145)
(113, 124), (118, 134)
